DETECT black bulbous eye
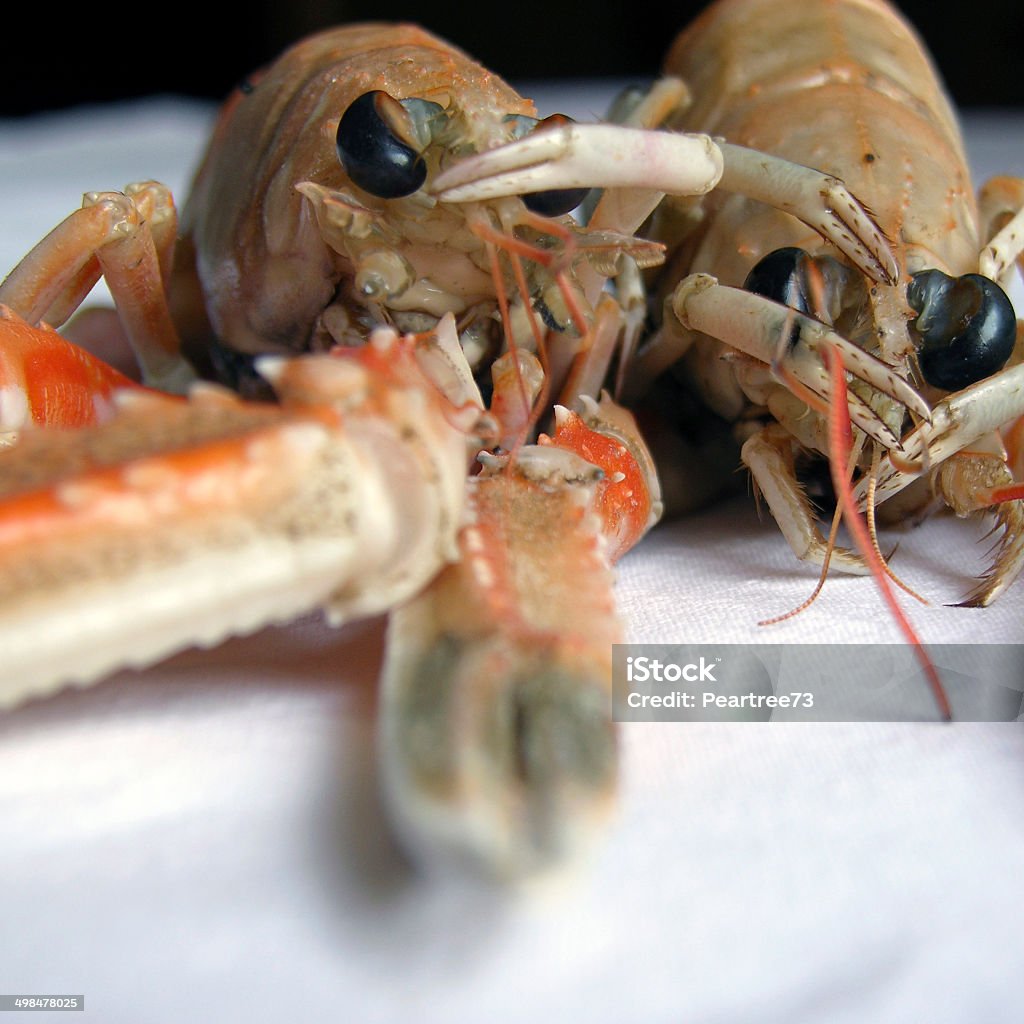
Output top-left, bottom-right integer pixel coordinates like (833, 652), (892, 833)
(522, 187), (592, 217)
(336, 91), (427, 200)
(520, 113), (592, 217)
(907, 269), (1016, 391)
(742, 247), (815, 315)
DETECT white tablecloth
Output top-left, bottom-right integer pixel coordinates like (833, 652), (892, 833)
(0, 91), (1021, 1023)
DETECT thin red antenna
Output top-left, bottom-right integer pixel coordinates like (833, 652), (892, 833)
(824, 344), (952, 720)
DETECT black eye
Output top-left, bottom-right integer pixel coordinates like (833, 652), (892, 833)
(743, 247), (815, 315)
(520, 114), (592, 217)
(336, 91), (427, 199)
(522, 187), (591, 217)
(907, 269), (1016, 391)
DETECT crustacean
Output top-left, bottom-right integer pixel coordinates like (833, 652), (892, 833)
(0, 16), (963, 873)
(433, 0), (1024, 623)
(0, 24), (726, 876)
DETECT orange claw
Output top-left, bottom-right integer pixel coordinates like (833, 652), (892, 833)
(0, 305), (143, 431)
(541, 402), (659, 562)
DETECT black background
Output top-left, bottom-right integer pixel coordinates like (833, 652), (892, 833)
(1, 0), (1020, 116)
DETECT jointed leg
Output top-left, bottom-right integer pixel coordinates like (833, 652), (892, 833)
(0, 182), (195, 393)
(742, 423), (867, 573)
(978, 176), (1024, 285)
(432, 124), (895, 284)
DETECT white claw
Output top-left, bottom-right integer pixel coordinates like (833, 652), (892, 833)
(803, 327), (932, 424)
(857, 362), (1024, 504)
(673, 277), (930, 445)
(717, 143), (900, 285)
(432, 124), (724, 203)
(432, 126), (897, 290)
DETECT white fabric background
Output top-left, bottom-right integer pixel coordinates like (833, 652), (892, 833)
(0, 89), (1022, 1023)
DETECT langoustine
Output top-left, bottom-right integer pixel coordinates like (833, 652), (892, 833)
(0, 25), (676, 876)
